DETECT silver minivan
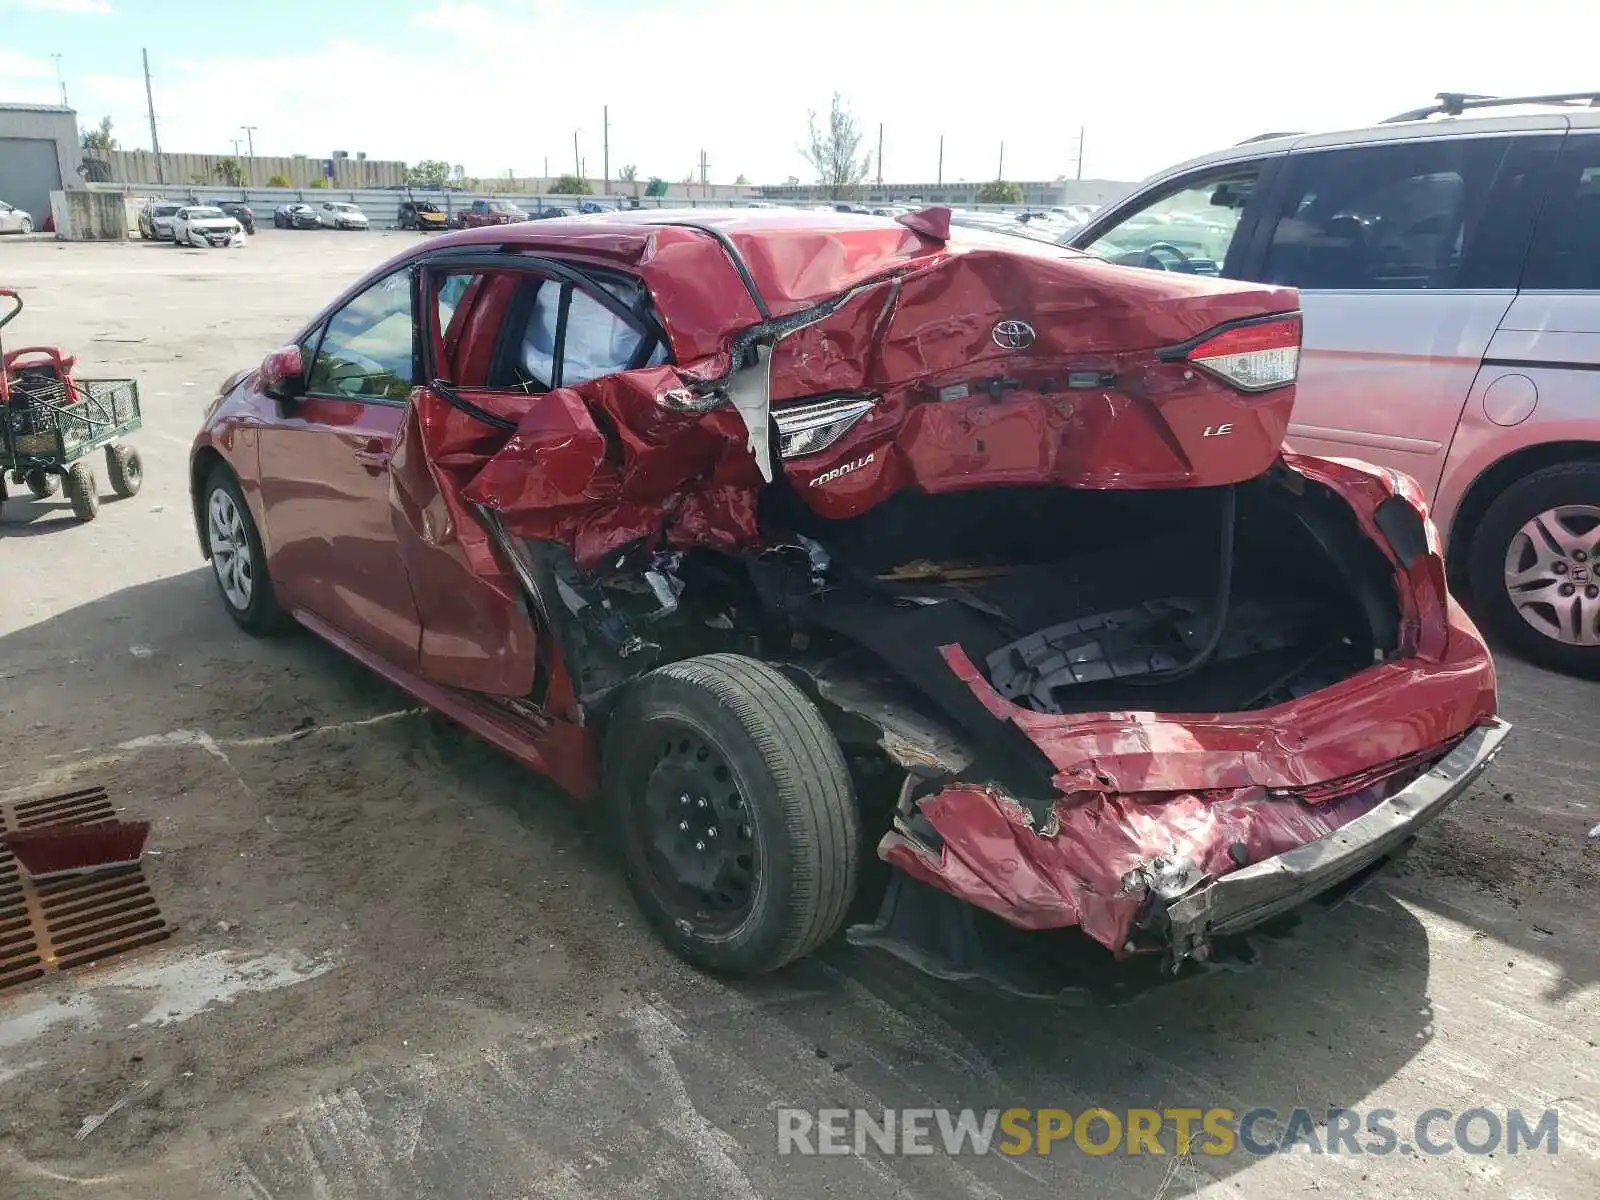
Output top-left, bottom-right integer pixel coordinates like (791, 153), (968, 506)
(1068, 92), (1600, 674)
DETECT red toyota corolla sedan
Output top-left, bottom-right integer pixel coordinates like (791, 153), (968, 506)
(190, 208), (1508, 991)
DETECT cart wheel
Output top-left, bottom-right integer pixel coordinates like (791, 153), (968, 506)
(65, 461), (99, 521)
(24, 468), (60, 499)
(106, 444), (143, 498)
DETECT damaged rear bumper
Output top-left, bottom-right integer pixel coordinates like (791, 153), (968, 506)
(1161, 716), (1508, 965)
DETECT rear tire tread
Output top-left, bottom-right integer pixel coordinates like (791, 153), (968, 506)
(607, 652), (860, 974)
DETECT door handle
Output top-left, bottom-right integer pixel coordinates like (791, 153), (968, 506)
(353, 439), (391, 474)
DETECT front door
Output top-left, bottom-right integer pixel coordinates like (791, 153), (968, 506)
(1249, 134), (1552, 499)
(256, 268), (423, 669)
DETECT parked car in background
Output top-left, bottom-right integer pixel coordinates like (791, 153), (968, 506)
(318, 202), (370, 230)
(190, 210), (1505, 988)
(138, 201), (183, 240)
(397, 199), (449, 231)
(201, 199), (256, 235)
(1068, 90), (1600, 673)
(171, 206), (247, 248)
(459, 198), (528, 227)
(273, 203), (320, 230)
(534, 206), (578, 219)
(0, 200), (33, 234)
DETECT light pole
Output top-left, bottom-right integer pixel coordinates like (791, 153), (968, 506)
(241, 125), (256, 158)
(50, 53), (68, 106)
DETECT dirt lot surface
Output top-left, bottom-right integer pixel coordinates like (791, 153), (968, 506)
(0, 231), (1596, 1199)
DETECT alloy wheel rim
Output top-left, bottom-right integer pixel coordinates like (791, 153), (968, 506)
(639, 725), (758, 933)
(208, 489), (254, 610)
(1503, 503), (1600, 646)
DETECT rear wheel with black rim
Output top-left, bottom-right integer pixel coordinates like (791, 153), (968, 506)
(1466, 460), (1600, 676)
(603, 653), (861, 976)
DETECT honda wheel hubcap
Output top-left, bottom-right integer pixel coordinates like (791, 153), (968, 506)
(1503, 503), (1600, 645)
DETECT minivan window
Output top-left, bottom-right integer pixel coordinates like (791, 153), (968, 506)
(1521, 134), (1600, 291)
(1079, 167), (1260, 273)
(1259, 137), (1515, 290)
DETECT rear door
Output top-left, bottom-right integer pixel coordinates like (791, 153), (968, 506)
(391, 253), (671, 695)
(1246, 132), (1554, 498)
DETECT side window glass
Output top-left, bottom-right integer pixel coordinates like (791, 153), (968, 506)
(1521, 134), (1600, 290)
(1260, 138), (1512, 290)
(307, 270), (416, 401)
(1081, 167), (1260, 274)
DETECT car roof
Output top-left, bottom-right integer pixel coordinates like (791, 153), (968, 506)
(1137, 104), (1600, 184)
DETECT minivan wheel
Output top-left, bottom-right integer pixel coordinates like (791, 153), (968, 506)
(204, 466), (287, 634)
(603, 653), (861, 976)
(1467, 461), (1600, 675)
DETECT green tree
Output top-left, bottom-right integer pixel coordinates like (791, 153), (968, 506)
(309, 176), (329, 189)
(551, 174), (592, 196)
(644, 176), (668, 198)
(802, 93), (871, 199)
(214, 158), (245, 187)
(407, 159), (452, 188)
(733, 173), (749, 185)
(266, 172), (292, 188)
(976, 179), (1023, 204)
(618, 164), (639, 196)
(80, 115), (118, 152)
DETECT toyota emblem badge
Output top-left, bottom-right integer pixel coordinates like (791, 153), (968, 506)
(992, 319), (1036, 350)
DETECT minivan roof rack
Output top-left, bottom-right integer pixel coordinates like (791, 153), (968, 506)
(1383, 91), (1600, 123)
(1237, 131), (1304, 144)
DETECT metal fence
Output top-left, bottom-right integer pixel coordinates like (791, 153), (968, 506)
(87, 183), (1082, 229)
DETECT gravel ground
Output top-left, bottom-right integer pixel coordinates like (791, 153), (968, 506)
(0, 231), (1595, 1199)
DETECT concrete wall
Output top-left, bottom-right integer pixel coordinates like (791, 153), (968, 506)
(90, 149), (408, 189)
(49, 189), (126, 240)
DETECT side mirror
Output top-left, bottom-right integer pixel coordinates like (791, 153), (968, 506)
(260, 344), (306, 400)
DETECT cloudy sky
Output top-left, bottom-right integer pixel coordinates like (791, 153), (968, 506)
(2, 0), (1595, 185)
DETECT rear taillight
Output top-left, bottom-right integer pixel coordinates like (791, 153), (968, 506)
(1179, 314), (1301, 393)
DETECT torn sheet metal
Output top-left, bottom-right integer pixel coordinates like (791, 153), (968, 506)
(879, 760), (1430, 954)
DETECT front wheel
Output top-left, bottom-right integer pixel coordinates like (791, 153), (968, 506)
(1466, 461), (1600, 676)
(106, 443), (142, 497)
(203, 466), (287, 633)
(24, 468), (59, 498)
(65, 461), (99, 521)
(19, 217), (32, 235)
(603, 653), (861, 976)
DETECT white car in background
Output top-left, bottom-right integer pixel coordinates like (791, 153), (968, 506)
(0, 200), (34, 234)
(170, 205), (247, 248)
(139, 201), (183, 240)
(318, 202), (370, 230)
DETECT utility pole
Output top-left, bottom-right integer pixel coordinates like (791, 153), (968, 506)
(602, 105), (609, 196)
(936, 134), (943, 186)
(1075, 125), (1085, 180)
(543, 156), (549, 186)
(142, 48), (163, 183)
(241, 125), (256, 158)
(877, 122), (883, 188)
(50, 53), (67, 106)
(572, 129), (580, 179)
(997, 141), (1005, 180)
(699, 148), (709, 197)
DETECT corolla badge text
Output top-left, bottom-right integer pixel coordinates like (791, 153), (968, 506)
(809, 452), (875, 487)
